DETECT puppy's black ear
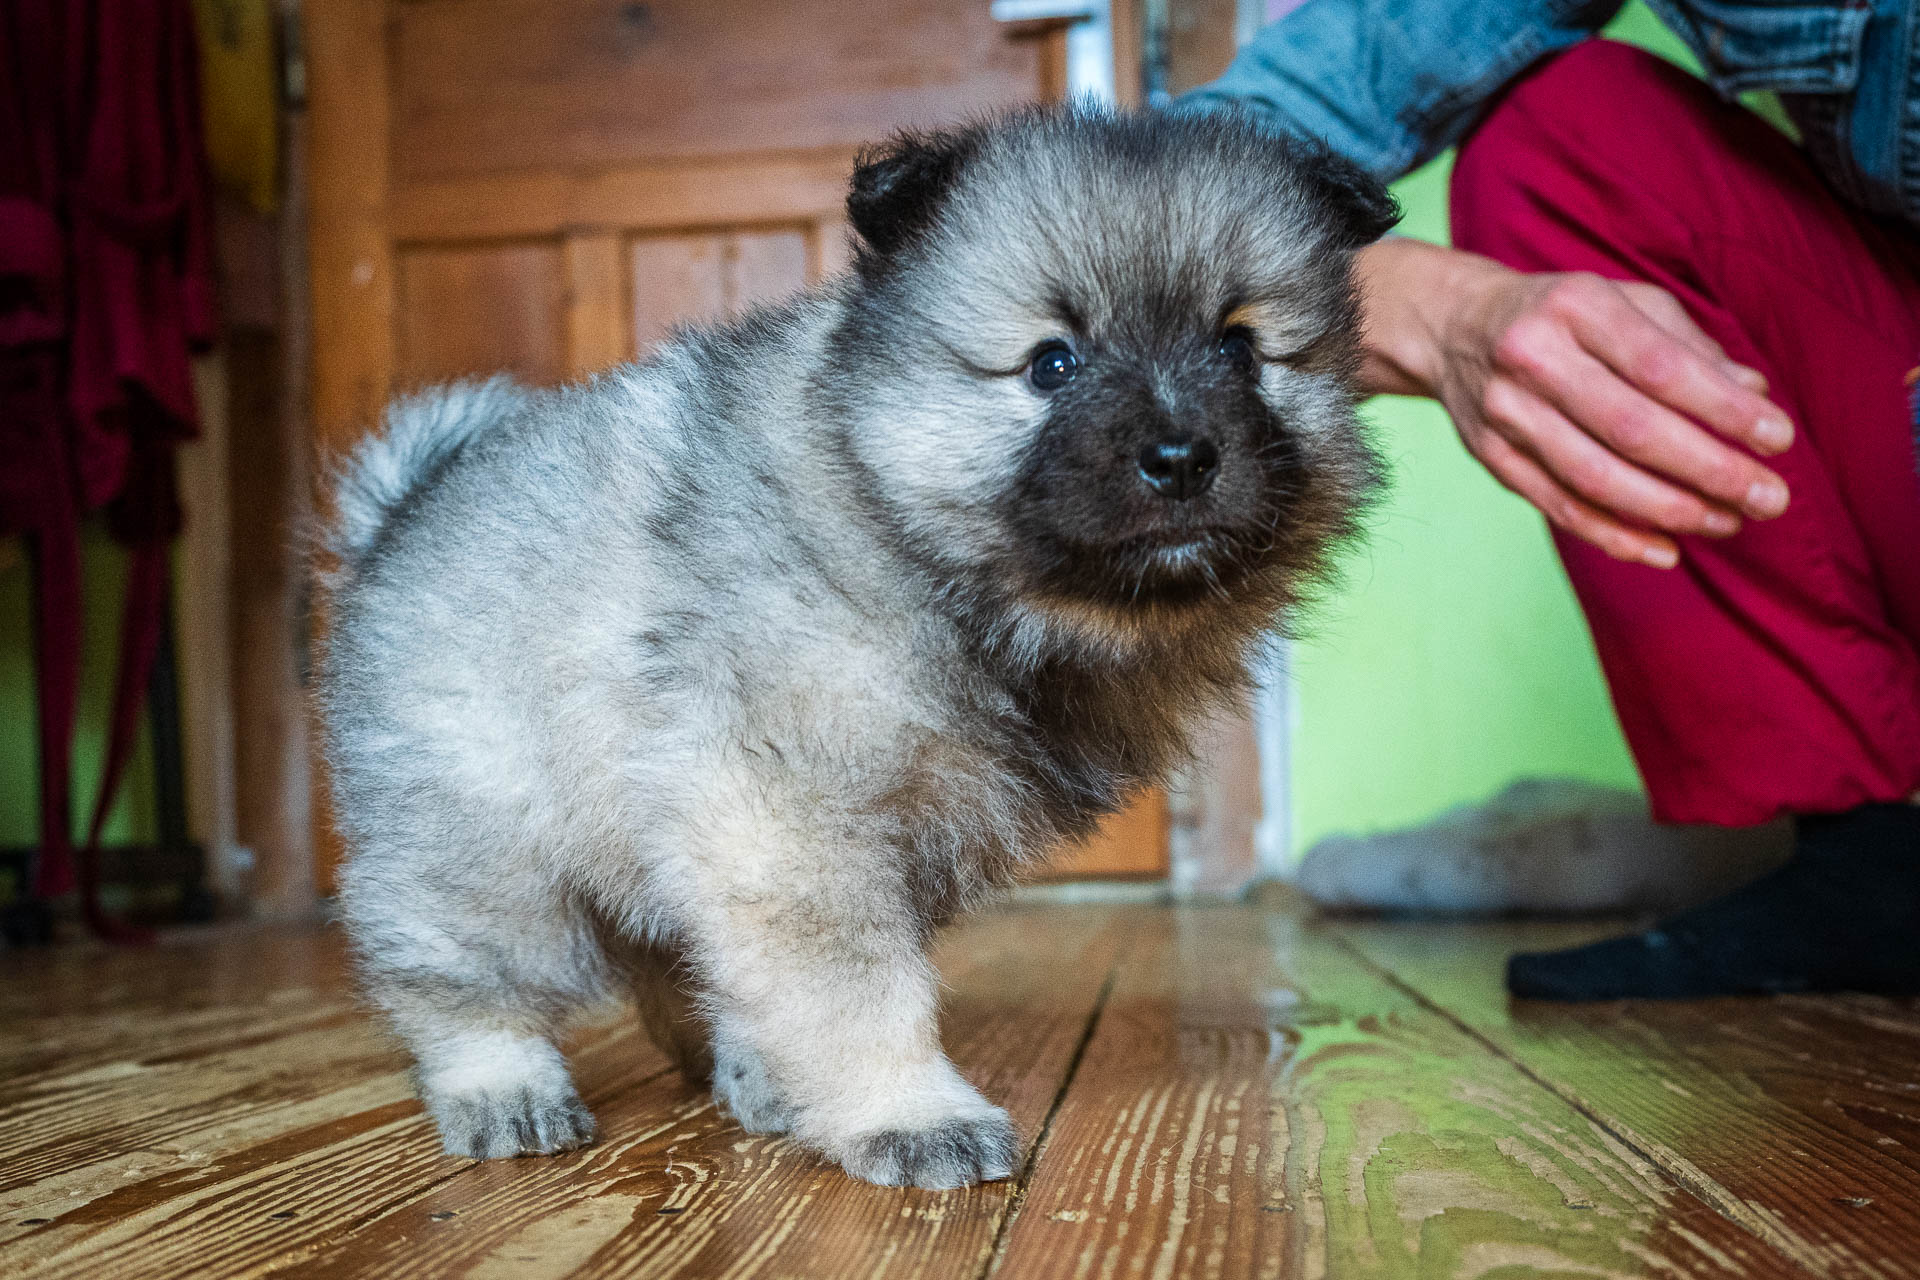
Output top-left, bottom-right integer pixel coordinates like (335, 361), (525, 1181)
(1295, 141), (1400, 248)
(848, 127), (978, 259)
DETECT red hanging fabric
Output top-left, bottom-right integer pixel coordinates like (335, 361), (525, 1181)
(0, 0), (217, 941)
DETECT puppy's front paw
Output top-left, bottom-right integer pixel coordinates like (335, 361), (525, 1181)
(842, 1108), (1019, 1189)
(428, 1084), (597, 1159)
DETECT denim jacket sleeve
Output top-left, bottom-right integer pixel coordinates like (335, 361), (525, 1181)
(1179, 0), (1628, 182)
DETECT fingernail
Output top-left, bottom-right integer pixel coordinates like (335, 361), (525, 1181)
(1702, 510), (1740, 537)
(1745, 476), (1789, 518)
(1642, 543), (1679, 570)
(1753, 415), (1793, 453)
(1728, 364), (1769, 392)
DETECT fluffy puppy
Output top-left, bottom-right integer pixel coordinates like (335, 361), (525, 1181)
(316, 104), (1395, 1188)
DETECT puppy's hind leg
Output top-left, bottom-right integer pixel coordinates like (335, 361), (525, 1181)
(622, 938), (713, 1084)
(344, 868), (605, 1160)
(619, 937), (795, 1134)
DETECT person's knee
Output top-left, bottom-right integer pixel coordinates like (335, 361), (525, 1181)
(1451, 40), (1709, 233)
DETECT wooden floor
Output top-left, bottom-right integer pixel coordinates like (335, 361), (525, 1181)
(5, 890), (1919, 1279)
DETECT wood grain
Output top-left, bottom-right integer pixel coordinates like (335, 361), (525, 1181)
(629, 228), (812, 355)
(1338, 917), (1920, 1279)
(305, 0), (396, 451)
(1034, 24), (1071, 104)
(629, 234), (727, 355)
(723, 230), (808, 313)
(396, 242), (568, 387)
(0, 928), (664, 1280)
(392, 151), (858, 248)
(1041, 792), (1171, 881)
(811, 217), (857, 282)
(390, 0), (1051, 182)
(224, 324), (315, 914)
(14, 902), (1919, 1276)
(305, 0), (399, 899)
(563, 233), (632, 378)
(989, 902), (1815, 1278)
(179, 352), (240, 900)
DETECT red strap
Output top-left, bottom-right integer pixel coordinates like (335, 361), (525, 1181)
(24, 484), (166, 944)
(73, 538), (166, 945)
(27, 519), (80, 901)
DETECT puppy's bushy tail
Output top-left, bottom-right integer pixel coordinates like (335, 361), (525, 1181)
(324, 377), (527, 568)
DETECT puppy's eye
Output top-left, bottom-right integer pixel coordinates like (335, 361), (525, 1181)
(1028, 341), (1079, 392)
(1217, 327), (1258, 375)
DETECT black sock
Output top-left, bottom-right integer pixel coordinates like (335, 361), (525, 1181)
(1506, 802), (1920, 1001)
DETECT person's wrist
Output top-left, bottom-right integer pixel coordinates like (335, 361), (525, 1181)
(1407, 244), (1514, 390)
(1355, 238), (1495, 398)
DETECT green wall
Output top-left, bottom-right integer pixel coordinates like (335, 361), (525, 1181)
(1285, 4), (1707, 857)
(0, 531), (158, 856)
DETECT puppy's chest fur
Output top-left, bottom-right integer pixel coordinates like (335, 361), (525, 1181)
(680, 559), (1162, 912)
(815, 618), (1208, 923)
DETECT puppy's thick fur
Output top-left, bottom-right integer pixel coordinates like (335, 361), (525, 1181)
(316, 106), (1395, 1188)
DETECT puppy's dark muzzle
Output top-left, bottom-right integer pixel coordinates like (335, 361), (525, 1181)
(1137, 435), (1219, 502)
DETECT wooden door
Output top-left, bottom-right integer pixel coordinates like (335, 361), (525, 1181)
(306, 0), (1164, 886)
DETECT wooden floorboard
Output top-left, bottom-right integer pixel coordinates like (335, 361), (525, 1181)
(4, 897), (1915, 1277)
(255, 907), (1126, 1280)
(987, 903), (1811, 1279)
(2, 928), (662, 1280)
(1336, 916), (1920, 1279)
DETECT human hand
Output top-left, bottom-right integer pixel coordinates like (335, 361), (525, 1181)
(1355, 239), (1793, 568)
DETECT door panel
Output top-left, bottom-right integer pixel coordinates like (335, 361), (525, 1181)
(308, 0), (1165, 887)
(816, 218), (858, 279)
(396, 242), (567, 385)
(1048, 790), (1170, 880)
(628, 228), (813, 353)
(391, 0), (1055, 181)
(727, 230), (811, 313)
(630, 233), (728, 352)
(561, 233), (630, 379)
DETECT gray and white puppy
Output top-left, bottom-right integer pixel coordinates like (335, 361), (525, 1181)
(316, 105), (1395, 1189)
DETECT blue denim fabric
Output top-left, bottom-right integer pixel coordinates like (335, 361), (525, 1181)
(1182, 0), (1912, 225)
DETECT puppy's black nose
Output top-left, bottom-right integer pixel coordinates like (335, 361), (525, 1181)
(1137, 436), (1219, 501)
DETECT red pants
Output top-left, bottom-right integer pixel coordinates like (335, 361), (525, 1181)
(1451, 40), (1920, 826)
